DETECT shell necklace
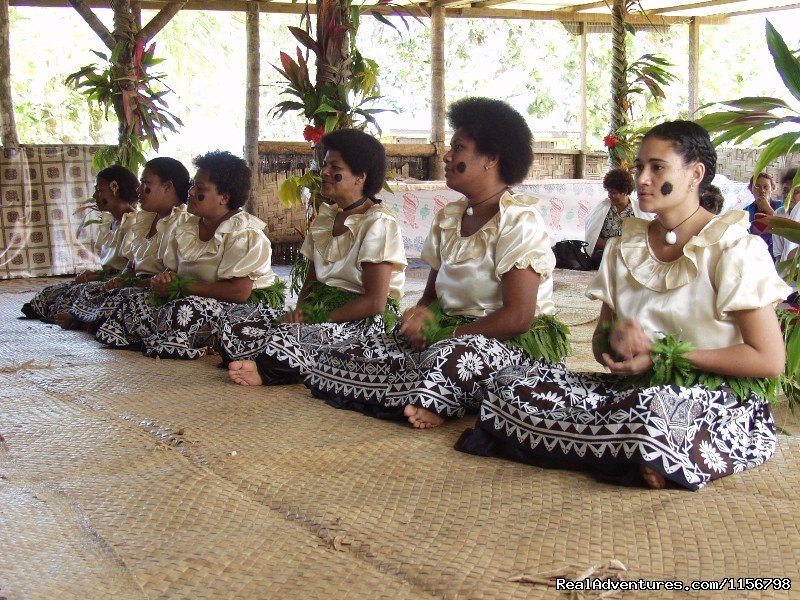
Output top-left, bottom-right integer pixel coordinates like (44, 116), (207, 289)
(465, 187), (509, 216)
(655, 205), (701, 245)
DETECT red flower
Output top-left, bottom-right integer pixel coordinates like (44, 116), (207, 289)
(603, 134), (619, 148)
(303, 125), (325, 144)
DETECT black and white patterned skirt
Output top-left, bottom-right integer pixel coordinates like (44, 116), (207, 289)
(97, 293), (281, 360)
(22, 281), (86, 321)
(307, 333), (533, 419)
(218, 304), (388, 384)
(455, 362), (777, 490)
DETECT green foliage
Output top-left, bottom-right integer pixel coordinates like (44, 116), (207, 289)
(698, 21), (800, 205)
(65, 42), (183, 172)
(148, 275), (196, 307)
(299, 280), (397, 331)
(246, 279), (287, 308)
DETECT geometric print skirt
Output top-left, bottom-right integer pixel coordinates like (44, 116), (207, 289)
(96, 292), (282, 360)
(455, 362), (777, 490)
(307, 333), (533, 420)
(22, 281), (87, 321)
(217, 302), (393, 385)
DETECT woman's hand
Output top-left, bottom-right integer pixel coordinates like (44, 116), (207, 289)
(102, 277), (123, 291)
(400, 306), (434, 349)
(281, 309), (306, 324)
(608, 318), (652, 361)
(150, 272), (174, 297)
(602, 351), (654, 376)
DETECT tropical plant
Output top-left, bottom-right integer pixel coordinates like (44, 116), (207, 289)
(697, 20), (800, 409)
(65, 41), (182, 173)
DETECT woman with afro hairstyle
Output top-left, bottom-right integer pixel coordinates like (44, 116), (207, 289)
(585, 167), (646, 269)
(306, 97), (569, 429)
(458, 120), (788, 490)
(96, 150), (284, 359)
(224, 128), (406, 385)
(22, 165), (139, 324)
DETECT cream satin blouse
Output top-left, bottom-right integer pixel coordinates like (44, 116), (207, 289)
(95, 211), (135, 271)
(301, 202), (407, 300)
(124, 205), (188, 275)
(587, 211), (791, 350)
(421, 191), (556, 318)
(162, 211), (277, 289)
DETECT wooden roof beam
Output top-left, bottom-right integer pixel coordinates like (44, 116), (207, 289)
(650, 0), (745, 15)
(8, 0), (728, 22)
(727, 1), (800, 15)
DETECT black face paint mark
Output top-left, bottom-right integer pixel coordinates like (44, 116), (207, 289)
(144, 187), (151, 194)
(660, 182), (673, 196)
(456, 162), (467, 174)
(334, 174), (343, 182)
(197, 194), (205, 201)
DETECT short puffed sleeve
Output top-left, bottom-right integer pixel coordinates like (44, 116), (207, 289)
(494, 198), (555, 279)
(218, 229), (273, 281)
(161, 233), (180, 273)
(357, 212), (407, 267)
(420, 216), (443, 271)
(586, 235), (621, 312)
(300, 233), (314, 261)
(714, 235), (791, 318)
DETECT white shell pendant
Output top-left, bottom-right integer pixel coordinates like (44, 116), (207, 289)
(465, 206), (474, 216)
(664, 230), (678, 245)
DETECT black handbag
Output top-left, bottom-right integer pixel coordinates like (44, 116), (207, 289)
(552, 239), (594, 271)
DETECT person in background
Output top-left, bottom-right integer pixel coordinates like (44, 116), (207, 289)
(585, 168), (644, 269)
(746, 172), (779, 255)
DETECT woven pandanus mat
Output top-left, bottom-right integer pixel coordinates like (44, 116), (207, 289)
(3, 278), (800, 599)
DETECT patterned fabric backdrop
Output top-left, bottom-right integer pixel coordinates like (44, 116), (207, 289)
(381, 178), (752, 258)
(1, 146), (105, 279)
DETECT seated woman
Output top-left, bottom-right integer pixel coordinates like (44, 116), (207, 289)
(746, 172), (779, 255)
(225, 128), (406, 385)
(456, 120), (789, 490)
(69, 157), (191, 331)
(97, 150), (282, 359)
(584, 167), (644, 269)
(22, 165), (138, 324)
(306, 97), (570, 429)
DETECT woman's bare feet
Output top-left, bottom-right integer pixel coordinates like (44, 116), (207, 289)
(404, 404), (445, 429)
(641, 465), (668, 489)
(228, 361), (263, 386)
(53, 312), (79, 330)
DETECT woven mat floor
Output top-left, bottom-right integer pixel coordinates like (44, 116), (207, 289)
(2, 273), (799, 599)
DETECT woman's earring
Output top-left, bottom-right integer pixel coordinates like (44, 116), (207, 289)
(690, 183), (694, 193)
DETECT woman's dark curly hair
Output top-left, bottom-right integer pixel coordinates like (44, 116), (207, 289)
(603, 168), (635, 195)
(447, 97), (533, 185)
(96, 165), (139, 204)
(642, 120), (717, 194)
(322, 129), (386, 198)
(144, 157), (191, 204)
(193, 150), (252, 210)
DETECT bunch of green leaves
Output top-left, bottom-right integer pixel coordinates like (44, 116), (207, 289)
(65, 42), (182, 173)
(697, 21), (800, 206)
(509, 314), (572, 365)
(148, 275), (195, 307)
(778, 309), (800, 411)
(247, 279), (287, 308)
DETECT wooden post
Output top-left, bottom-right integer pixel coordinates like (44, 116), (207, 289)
(429, 5), (446, 181)
(0, 0), (19, 146)
(245, 0), (260, 214)
(688, 18), (700, 118)
(577, 21), (588, 179)
(609, 0), (627, 169)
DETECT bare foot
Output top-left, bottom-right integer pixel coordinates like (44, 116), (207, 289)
(641, 465), (668, 489)
(404, 404), (445, 429)
(53, 312), (79, 330)
(228, 361), (263, 386)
